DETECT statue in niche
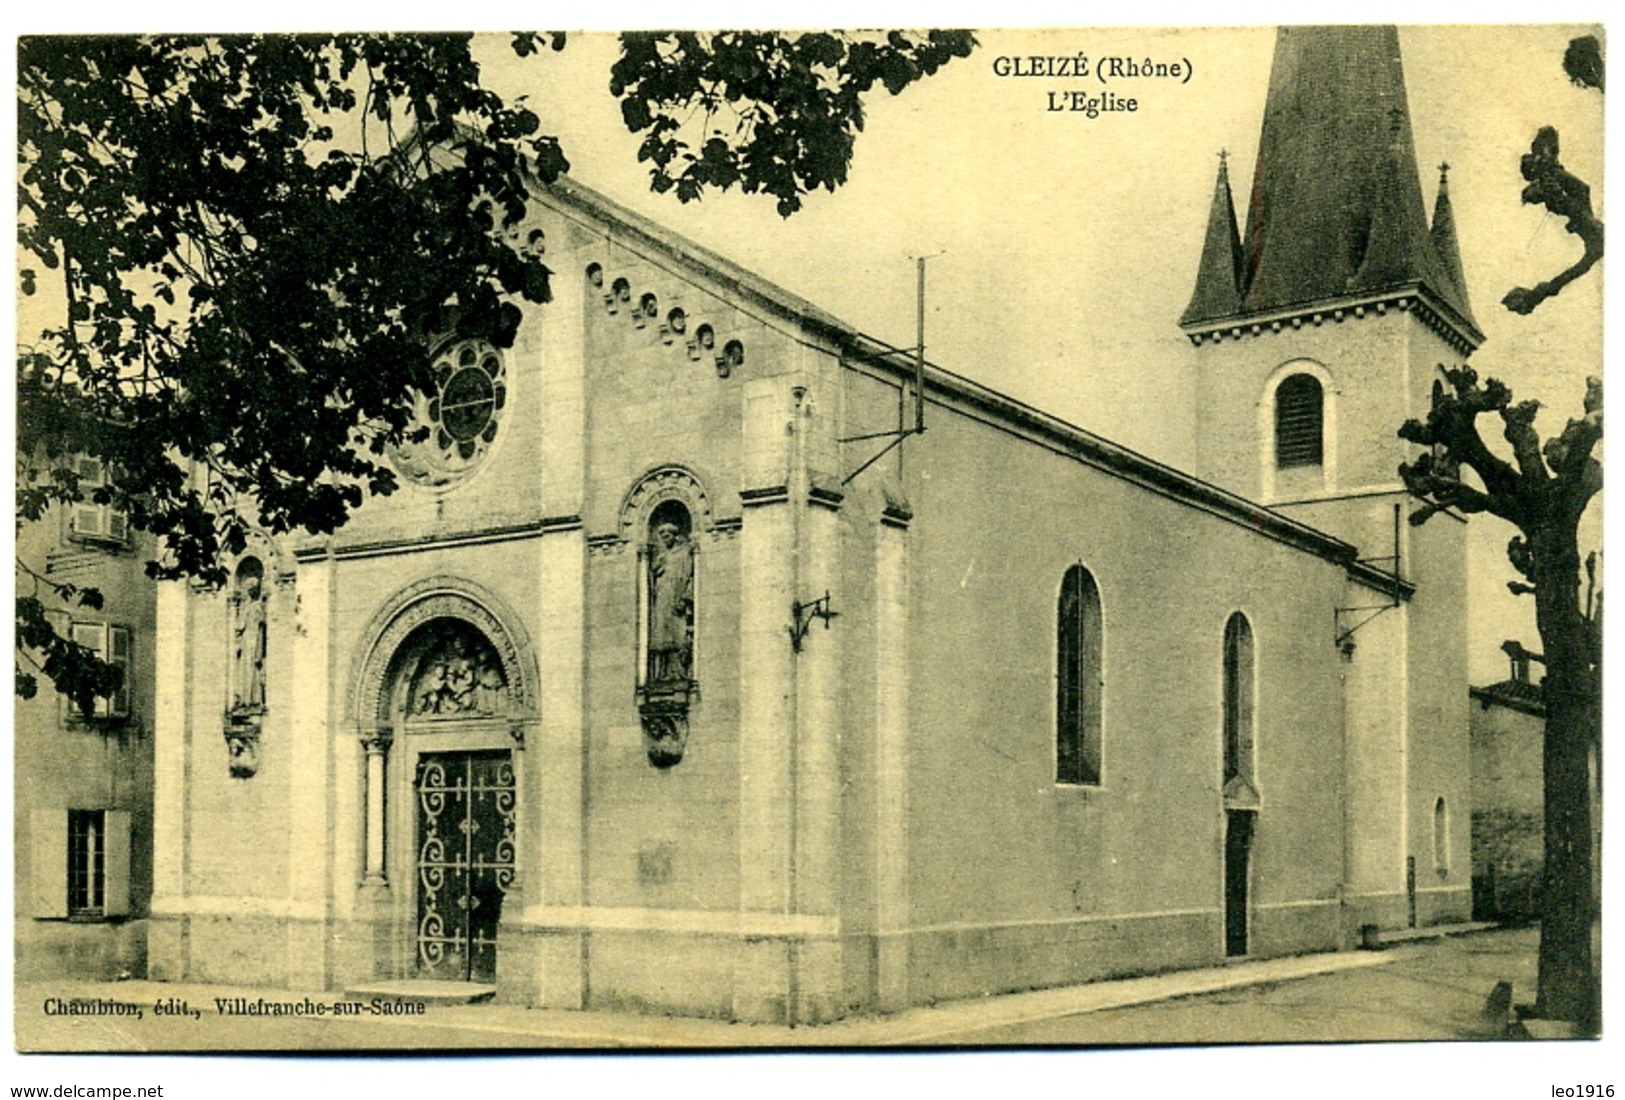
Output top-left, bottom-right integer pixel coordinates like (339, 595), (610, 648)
(647, 520), (694, 684)
(232, 562), (268, 712)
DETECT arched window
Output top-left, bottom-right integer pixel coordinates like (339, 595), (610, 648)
(1274, 373), (1324, 468)
(1433, 797), (1449, 875)
(1057, 565), (1102, 786)
(1223, 613), (1254, 784)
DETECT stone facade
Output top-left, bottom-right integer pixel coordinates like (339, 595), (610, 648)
(144, 26), (1474, 1022)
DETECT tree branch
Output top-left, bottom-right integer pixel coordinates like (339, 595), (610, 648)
(1500, 399), (1551, 482)
(1503, 126), (1605, 315)
(1399, 458), (1515, 524)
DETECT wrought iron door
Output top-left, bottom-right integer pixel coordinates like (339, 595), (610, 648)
(414, 751), (515, 981)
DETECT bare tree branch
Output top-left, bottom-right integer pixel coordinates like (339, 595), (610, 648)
(1503, 127), (1605, 315)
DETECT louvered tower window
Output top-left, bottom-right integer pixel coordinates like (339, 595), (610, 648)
(1274, 374), (1324, 468)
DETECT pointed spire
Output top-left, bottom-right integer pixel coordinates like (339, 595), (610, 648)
(1429, 163), (1474, 324)
(1181, 151), (1244, 325)
(1183, 26), (1479, 340)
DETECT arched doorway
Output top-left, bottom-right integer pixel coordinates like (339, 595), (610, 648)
(381, 618), (519, 983)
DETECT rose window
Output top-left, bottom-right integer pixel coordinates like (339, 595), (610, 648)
(391, 339), (508, 487)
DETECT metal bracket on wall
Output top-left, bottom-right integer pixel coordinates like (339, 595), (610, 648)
(790, 592), (838, 652)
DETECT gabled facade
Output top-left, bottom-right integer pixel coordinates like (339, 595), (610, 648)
(147, 25), (1473, 1022)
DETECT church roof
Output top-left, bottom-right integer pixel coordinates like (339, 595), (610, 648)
(1182, 26), (1480, 344)
(1180, 154), (1244, 324)
(1470, 678), (1545, 718)
(539, 173), (1413, 599)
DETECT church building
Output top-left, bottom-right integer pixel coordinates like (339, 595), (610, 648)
(148, 26), (1474, 1023)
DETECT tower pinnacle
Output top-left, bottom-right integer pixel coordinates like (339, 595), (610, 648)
(1182, 26), (1479, 341)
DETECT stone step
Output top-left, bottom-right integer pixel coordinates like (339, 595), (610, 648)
(344, 980), (496, 1006)
(1376, 920), (1499, 945)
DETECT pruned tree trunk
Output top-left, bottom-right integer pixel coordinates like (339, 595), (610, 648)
(1532, 521), (1600, 1030)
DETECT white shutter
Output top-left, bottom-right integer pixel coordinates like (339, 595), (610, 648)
(45, 611), (70, 723)
(103, 810), (132, 918)
(71, 622), (110, 717)
(30, 810), (68, 918)
(73, 458), (104, 536)
(109, 626), (132, 717)
(70, 499), (106, 538)
(70, 621), (105, 652)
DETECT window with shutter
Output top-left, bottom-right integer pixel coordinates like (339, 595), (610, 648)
(65, 621), (132, 720)
(67, 457), (128, 545)
(32, 809), (132, 922)
(1274, 374), (1324, 468)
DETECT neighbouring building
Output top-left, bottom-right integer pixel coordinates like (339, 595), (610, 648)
(145, 26), (1473, 1022)
(1468, 641), (1546, 923)
(14, 458), (156, 980)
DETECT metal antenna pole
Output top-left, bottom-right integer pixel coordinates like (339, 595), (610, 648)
(915, 255), (927, 434)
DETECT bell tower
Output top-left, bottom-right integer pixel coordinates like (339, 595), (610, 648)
(1181, 26), (1476, 933)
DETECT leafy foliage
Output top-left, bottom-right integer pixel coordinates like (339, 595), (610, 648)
(1563, 34), (1604, 91)
(16, 31), (975, 709)
(611, 31), (977, 215)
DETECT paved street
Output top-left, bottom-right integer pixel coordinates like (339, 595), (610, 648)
(952, 926), (1540, 1045)
(14, 926), (1552, 1053)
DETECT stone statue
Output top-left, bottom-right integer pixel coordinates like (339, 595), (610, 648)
(648, 522), (694, 683)
(234, 572), (267, 710)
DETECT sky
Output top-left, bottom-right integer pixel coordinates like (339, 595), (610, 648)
(472, 25), (1604, 683)
(8, 24), (1602, 680)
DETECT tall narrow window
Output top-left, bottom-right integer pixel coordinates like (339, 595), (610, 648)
(68, 809), (106, 917)
(1057, 565), (1102, 786)
(1433, 797), (1449, 875)
(1274, 374), (1324, 468)
(1223, 613), (1255, 784)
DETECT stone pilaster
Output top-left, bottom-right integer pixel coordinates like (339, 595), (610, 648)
(792, 466), (844, 1023)
(288, 551), (338, 988)
(147, 579), (192, 980)
(874, 498), (913, 1011)
(733, 378), (797, 1021)
(510, 239), (590, 1007)
(1341, 596), (1409, 933)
